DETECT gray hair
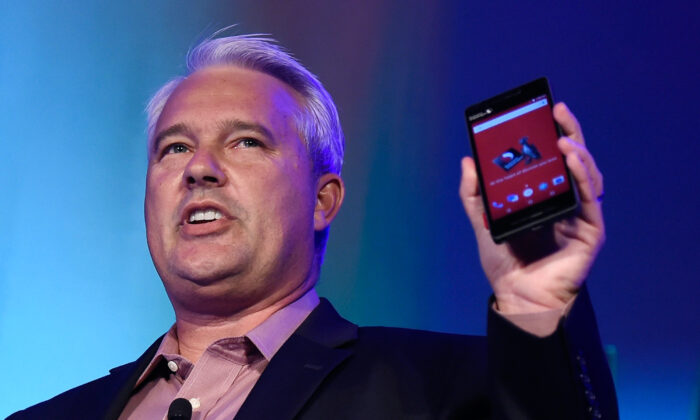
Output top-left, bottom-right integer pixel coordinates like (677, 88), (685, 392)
(146, 34), (345, 178)
(146, 33), (344, 265)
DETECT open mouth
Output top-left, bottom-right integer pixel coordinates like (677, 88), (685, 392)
(187, 208), (223, 224)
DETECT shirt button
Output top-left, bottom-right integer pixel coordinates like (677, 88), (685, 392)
(189, 397), (201, 410)
(167, 360), (178, 373)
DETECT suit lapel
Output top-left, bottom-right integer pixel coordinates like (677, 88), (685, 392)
(102, 336), (164, 420)
(235, 299), (358, 420)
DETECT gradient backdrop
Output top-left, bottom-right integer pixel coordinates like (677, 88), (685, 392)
(1, 1), (698, 418)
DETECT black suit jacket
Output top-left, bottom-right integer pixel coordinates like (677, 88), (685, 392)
(8, 288), (618, 419)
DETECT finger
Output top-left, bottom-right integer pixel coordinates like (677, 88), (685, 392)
(553, 102), (585, 145)
(459, 156), (479, 198)
(558, 137), (604, 199)
(561, 143), (604, 228)
(459, 157), (492, 241)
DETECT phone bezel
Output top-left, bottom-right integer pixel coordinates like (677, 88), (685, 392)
(465, 77), (579, 243)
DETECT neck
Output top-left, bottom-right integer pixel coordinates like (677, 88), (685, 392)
(172, 281), (315, 363)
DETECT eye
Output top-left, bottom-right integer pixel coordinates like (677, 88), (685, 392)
(163, 143), (190, 155)
(235, 138), (262, 148)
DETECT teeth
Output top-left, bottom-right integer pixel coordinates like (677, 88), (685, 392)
(188, 208), (223, 223)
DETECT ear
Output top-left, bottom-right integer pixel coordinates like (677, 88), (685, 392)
(314, 173), (345, 231)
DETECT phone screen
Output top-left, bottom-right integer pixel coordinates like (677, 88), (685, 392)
(472, 95), (572, 220)
(465, 77), (578, 243)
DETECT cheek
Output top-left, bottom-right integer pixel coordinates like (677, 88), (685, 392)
(254, 166), (315, 227)
(145, 178), (162, 224)
(144, 190), (164, 252)
(145, 171), (179, 235)
(282, 174), (316, 230)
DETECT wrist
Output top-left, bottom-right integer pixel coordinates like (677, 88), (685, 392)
(494, 290), (575, 315)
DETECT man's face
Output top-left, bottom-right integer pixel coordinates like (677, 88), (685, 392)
(145, 66), (318, 315)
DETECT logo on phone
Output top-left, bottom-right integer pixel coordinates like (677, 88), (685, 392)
(493, 148), (524, 171)
(552, 175), (565, 185)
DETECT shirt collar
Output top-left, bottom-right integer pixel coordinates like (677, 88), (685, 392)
(133, 288), (320, 387)
(246, 288), (320, 360)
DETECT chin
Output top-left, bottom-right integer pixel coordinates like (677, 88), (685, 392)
(165, 267), (271, 316)
(170, 258), (242, 286)
(169, 241), (250, 281)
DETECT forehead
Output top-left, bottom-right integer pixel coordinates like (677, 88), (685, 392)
(154, 65), (304, 140)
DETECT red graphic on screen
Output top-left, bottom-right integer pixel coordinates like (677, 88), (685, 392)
(473, 100), (571, 220)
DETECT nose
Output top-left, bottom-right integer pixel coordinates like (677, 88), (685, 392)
(183, 148), (227, 189)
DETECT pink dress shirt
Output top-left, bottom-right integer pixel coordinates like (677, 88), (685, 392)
(118, 289), (320, 420)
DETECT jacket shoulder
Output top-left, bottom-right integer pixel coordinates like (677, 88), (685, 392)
(355, 326), (486, 360)
(294, 325), (491, 419)
(7, 364), (133, 420)
(7, 337), (163, 420)
(353, 326), (488, 381)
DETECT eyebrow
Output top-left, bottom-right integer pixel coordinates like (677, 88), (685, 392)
(215, 119), (275, 142)
(151, 123), (194, 156)
(151, 119), (276, 156)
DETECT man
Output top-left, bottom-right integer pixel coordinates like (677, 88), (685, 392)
(9, 34), (617, 419)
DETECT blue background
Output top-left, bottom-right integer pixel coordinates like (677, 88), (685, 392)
(1, 1), (698, 418)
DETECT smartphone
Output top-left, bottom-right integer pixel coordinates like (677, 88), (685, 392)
(464, 77), (579, 243)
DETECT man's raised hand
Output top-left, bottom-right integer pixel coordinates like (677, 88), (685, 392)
(459, 103), (605, 314)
